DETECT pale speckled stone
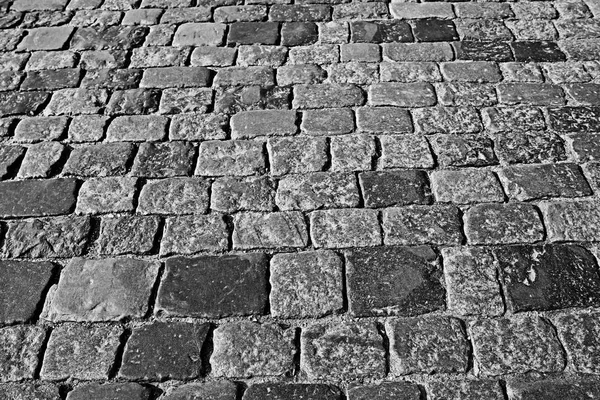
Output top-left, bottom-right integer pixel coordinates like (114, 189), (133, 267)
(310, 209), (381, 248)
(380, 62), (441, 83)
(412, 106), (482, 134)
(0, 383), (60, 400)
(0, 326), (46, 382)
(430, 169), (504, 204)
(500, 63), (544, 83)
(379, 135), (434, 169)
(541, 200), (600, 242)
(138, 178), (209, 215)
(276, 172), (359, 211)
(160, 215), (229, 255)
(330, 134), (375, 172)
(554, 312), (600, 374)
(76, 177), (137, 214)
(232, 211), (308, 250)
(427, 379), (504, 400)
(17, 142), (65, 179)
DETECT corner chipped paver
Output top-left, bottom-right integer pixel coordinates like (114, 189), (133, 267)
(44, 257), (160, 322)
(0, 179), (77, 217)
(301, 321), (386, 380)
(0, 326), (46, 383)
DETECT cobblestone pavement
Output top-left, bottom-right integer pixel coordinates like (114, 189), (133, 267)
(2, 0), (600, 399)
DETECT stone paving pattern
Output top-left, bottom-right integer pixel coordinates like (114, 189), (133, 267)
(2, 0), (600, 398)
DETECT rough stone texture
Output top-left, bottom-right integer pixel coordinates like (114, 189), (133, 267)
(0, 383), (60, 400)
(138, 178), (209, 215)
(276, 172), (359, 211)
(464, 204), (544, 245)
(301, 321), (386, 380)
(541, 201), (600, 242)
(430, 169), (504, 204)
(427, 379), (504, 400)
(211, 322), (295, 378)
(310, 209), (381, 248)
(160, 215), (229, 255)
(244, 384), (342, 400)
(0, 326), (46, 382)
(162, 382), (238, 400)
(212, 176), (275, 213)
(233, 211), (308, 249)
(506, 376), (600, 400)
(348, 382), (421, 400)
(554, 313), (600, 374)
(95, 216), (159, 255)
(380, 135), (434, 169)
(196, 140), (265, 176)
(75, 177), (137, 214)
(270, 250), (343, 318)
(0, 179), (77, 217)
(44, 257), (160, 322)
(359, 170), (431, 208)
(66, 384), (151, 400)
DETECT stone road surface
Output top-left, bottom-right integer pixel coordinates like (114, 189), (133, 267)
(1, 0), (600, 398)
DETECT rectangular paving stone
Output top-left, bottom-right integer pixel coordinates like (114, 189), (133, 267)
(69, 26), (147, 49)
(215, 5), (267, 22)
(497, 83), (565, 106)
(44, 257), (160, 322)
(390, 3), (454, 19)
(440, 61), (501, 82)
(359, 170), (431, 208)
(160, 215), (229, 255)
(17, 142), (64, 179)
(170, 113), (228, 141)
(268, 136), (327, 176)
(554, 312), (600, 375)
(506, 376), (600, 400)
(454, 41), (513, 62)
(541, 200), (600, 242)
(14, 116), (68, 143)
(380, 135), (434, 169)
(412, 107), (482, 134)
(227, 22), (279, 45)
(76, 177), (137, 214)
(412, 19), (459, 42)
(426, 379), (504, 400)
(348, 382), (420, 400)
(245, 384), (341, 400)
(430, 134), (497, 167)
(162, 382), (238, 400)
(106, 115), (168, 141)
(350, 20), (412, 43)
(481, 106), (546, 133)
(231, 110), (296, 139)
(215, 66), (275, 87)
(157, 254), (267, 318)
(140, 66), (211, 88)
(21, 68), (82, 91)
(44, 88), (109, 115)
(276, 172), (359, 211)
(346, 245), (444, 317)
(293, 84), (364, 109)
(0, 178), (77, 217)
(0, 383), (60, 400)
(211, 176), (275, 213)
(430, 169), (504, 204)
(131, 142), (195, 178)
(548, 106), (600, 132)
(232, 211), (308, 249)
(96, 216), (159, 255)
(236, 45), (286, 67)
(62, 143), (133, 177)
(105, 88), (160, 115)
(380, 61), (441, 83)
(495, 131), (566, 164)
(66, 383), (151, 400)
(301, 108), (354, 135)
(0, 91), (50, 117)
(270, 4), (330, 22)
(17, 26), (74, 51)
(0, 326), (46, 383)
(138, 178), (209, 215)
(437, 82), (497, 107)
(278, 64), (326, 85)
(368, 83), (436, 107)
(356, 106), (412, 134)
(196, 140), (265, 176)
(310, 209), (381, 248)
(383, 42), (454, 62)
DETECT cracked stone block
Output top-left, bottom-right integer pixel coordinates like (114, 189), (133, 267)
(212, 322), (295, 378)
(301, 108), (354, 135)
(430, 135), (497, 167)
(369, 83), (436, 107)
(0, 91), (49, 117)
(233, 211), (308, 250)
(96, 216), (159, 255)
(0, 326), (46, 383)
(196, 140), (265, 176)
(380, 135), (434, 169)
(106, 89), (160, 115)
(63, 143), (133, 177)
(470, 316), (564, 376)
(68, 115), (108, 142)
(350, 20), (413, 43)
(310, 209), (381, 248)
(495, 131), (566, 164)
(0, 261), (54, 324)
(17, 142), (65, 179)
(211, 176), (275, 213)
(276, 172), (359, 211)
(382, 205), (463, 246)
(138, 178), (209, 215)
(359, 170), (431, 208)
(496, 244), (600, 312)
(481, 106), (545, 133)
(157, 254), (268, 318)
(227, 22), (279, 45)
(270, 250), (343, 318)
(346, 245), (444, 317)
(40, 324), (122, 380)
(383, 43), (453, 62)
(427, 379), (504, 400)
(506, 376), (600, 400)
(348, 382), (420, 400)
(554, 313), (600, 374)
(170, 113), (228, 141)
(331, 134), (375, 172)
(0, 145), (24, 179)
(440, 61), (501, 83)
(160, 215), (228, 255)
(356, 107), (412, 134)
(106, 115), (168, 141)
(0, 179), (77, 218)
(120, 322), (210, 381)
(131, 142), (194, 178)
(76, 177), (137, 214)
(430, 169), (504, 204)
(542, 201), (600, 242)
(231, 110), (297, 139)
(45, 257), (159, 322)
(301, 321), (385, 380)
(0, 383), (60, 400)
(412, 106), (481, 134)
(2, 217), (90, 258)
(245, 384), (340, 400)
(14, 116), (68, 143)
(293, 84), (364, 109)
(387, 317), (469, 375)
(268, 137), (327, 176)
(44, 89), (109, 115)
(442, 247), (504, 316)
(465, 204), (544, 245)
(17, 26), (74, 51)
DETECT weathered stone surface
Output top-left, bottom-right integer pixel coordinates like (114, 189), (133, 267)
(506, 376), (600, 400)
(0, 91), (49, 117)
(359, 170), (431, 208)
(2, 217), (90, 259)
(442, 247), (504, 316)
(470, 316), (565, 376)
(140, 67), (210, 89)
(236, 45), (286, 67)
(14, 116), (68, 143)
(268, 137), (327, 176)
(281, 22), (318, 46)
(70, 26), (147, 49)
(430, 135), (497, 167)
(356, 106), (412, 134)
(162, 382), (238, 400)
(45, 258), (159, 322)
(497, 83), (564, 106)
(310, 209), (381, 248)
(40, 324), (122, 380)
(440, 61), (501, 82)
(390, 3), (454, 19)
(157, 254), (268, 318)
(465, 204), (544, 245)
(0, 261), (54, 324)
(17, 26), (74, 51)
(227, 22), (279, 45)
(540, 201), (600, 242)
(120, 322), (209, 380)
(76, 177), (137, 214)
(215, 66), (275, 87)
(276, 172), (359, 211)
(331, 135), (375, 172)
(105, 89), (160, 115)
(212, 322), (295, 378)
(412, 106), (481, 134)
(427, 379), (504, 400)
(233, 211), (308, 249)
(244, 384), (341, 400)
(454, 41), (513, 62)
(17, 142), (64, 179)
(554, 313), (600, 374)
(96, 216), (159, 255)
(382, 205), (463, 246)
(380, 61), (441, 83)
(0, 145), (24, 179)
(44, 89), (109, 115)
(288, 45), (339, 65)
(481, 106), (545, 133)
(191, 46), (237, 67)
(270, 4), (330, 22)
(138, 178), (209, 215)
(0, 383), (60, 400)
(368, 82), (436, 107)
(293, 84), (364, 109)
(340, 43), (380, 62)
(131, 142), (194, 178)
(160, 215), (228, 255)
(301, 321), (385, 380)
(548, 106), (600, 133)
(63, 143), (133, 177)
(347, 246), (444, 317)
(500, 63), (544, 83)
(270, 250), (343, 318)
(231, 110), (296, 139)
(412, 19), (459, 42)
(383, 42), (453, 62)
(169, 113), (228, 141)
(0, 326), (45, 383)
(301, 108), (354, 135)
(106, 115), (168, 141)
(437, 82), (497, 107)
(21, 68), (81, 91)
(380, 135), (434, 169)
(212, 176), (275, 213)
(495, 131), (566, 164)
(280, 64), (327, 85)
(196, 140), (265, 176)
(66, 383), (151, 400)
(348, 382), (420, 400)
(430, 169), (504, 204)
(350, 20), (412, 43)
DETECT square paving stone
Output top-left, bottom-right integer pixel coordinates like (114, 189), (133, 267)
(310, 209), (381, 248)
(0, 260), (55, 324)
(244, 384), (341, 400)
(137, 178), (210, 215)
(346, 246), (444, 317)
(0, 325), (46, 382)
(348, 382), (420, 400)
(162, 382), (238, 400)
(387, 317), (469, 375)
(268, 136), (328, 176)
(40, 323), (122, 381)
(66, 383), (151, 400)
(233, 211), (308, 250)
(380, 135), (434, 169)
(270, 250), (343, 318)
(131, 142), (195, 178)
(211, 321), (296, 378)
(0, 178), (77, 217)
(119, 322), (210, 381)
(301, 321), (385, 380)
(228, 22), (279, 45)
(359, 170), (431, 208)
(276, 172), (359, 211)
(44, 257), (160, 322)
(211, 176), (275, 213)
(96, 216), (160, 255)
(17, 142), (65, 179)
(160, 215), (229, 255)
(464, 204), (544, 245)
(554, 312), (600, 374)
(496, 244), (600, 312)
(412, 19), (459, 42)
(156, 253), (268, 318)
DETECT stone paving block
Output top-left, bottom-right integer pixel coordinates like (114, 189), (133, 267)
(281, 22), (319, 46)
(495, 131), (566, 164)
(288, 45), (339, 65)
(131, 142), (194, 178)
(301, 108), (354, 135)
(564, 83), (600, 105)
(236, 45), (286, 67)
(301, 321), (385, 380)
(170, 113), (228, 141)
(214, 66), (275, 87)
(359, 170), (431, 208)
(227, 22), (279, 45)
(430, 134), (497, 168)
(430, 169), (504, 204)
(12, 0), (68, 11)
(0, 326), (46, 383)
(138, 178), (209, 215)
(140, 66), (210, 88)
(76, 177), (137, 214)
(231, 110), (296, 139)
(470, 316), (565, 376)
(211, 176), (275, 213)
(196, 140), (265, 176)
(215, 5), (267, 22)
(17, 142), (65, 179)
(276, 172), (359, 211)
(437, 82), (497, 107)
(160, 215), (228, 255)
(279, 64), (327, 85)
(440, 61), (501, 83)
(382, 205), (463, 246)
(70, 26), (147, 49)
(332, 2), (388, 20)
(233, 211), (308, 250)
(380, 135), (434, 169)
(96, 216), (159, 255)
(21, 68), (81, 91)
(45, 257), (159, 322)
(0, 260), (54, 324)
(455, 41), (513, 62)
(427, 379), (504, 400)
(554, 312), (600, 374)
(212, 322), (295, 378)
(330, 134), (375, 172)
(465, 204), (544, 245)
(293, 84), (364, 109)
(346, 245), (443, 317)
(161, 7), (211, 24)
(215, 86), (291, 114)
(548, 106), (600, 132)
(390, 3), (453, 19)
(0, 145), (24, 179)
(270, 250), (343, 318)
(14, 116), (68, 143)
(380, 61), (441, 83)
(106, 88), (160, 115)
(572, 133), (600, 162)
(162, 382), (237, 400)
(412, 19), (458, 42)
(270, 4), (330, 22)
(500, 62), (544, 83)
(356, 107), (412, 134)
(63, 143), (133, 177)
(442, 247), (504, 316)
(412, 106), (481, 134)
(120, 322), (209, 380)
(244, 384), (341, 400)
(383, 42), (453, 62)
(67, 115), (108, 142)
(506, 376), (600, 400)
(340, 43), (380, 62)
(481, 106), (545, 133)
(2, 217), (90, 259)
(0, 383), (60, 400)
(541, 200), (600, 242)
(17, 26), (73, 51)
(158, 88), (213, 114)
(319, 21), (348, 44)
(368, 82), (436, 107)
(40, 324), (122, 380)
(191, 46), (237, 67)
(157, 254), (268, 318)
(497, 83), (565, 106)
(0, 178), (77, 218)
(348, 382), (420, 400)
(66, 383), (151, 400)
(80, 69), (141, 90)
(44, 88), (109, 115)
(268, 137), (327, 176)
(310, 209), (381, 248)
(0, 91), (49, 117)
